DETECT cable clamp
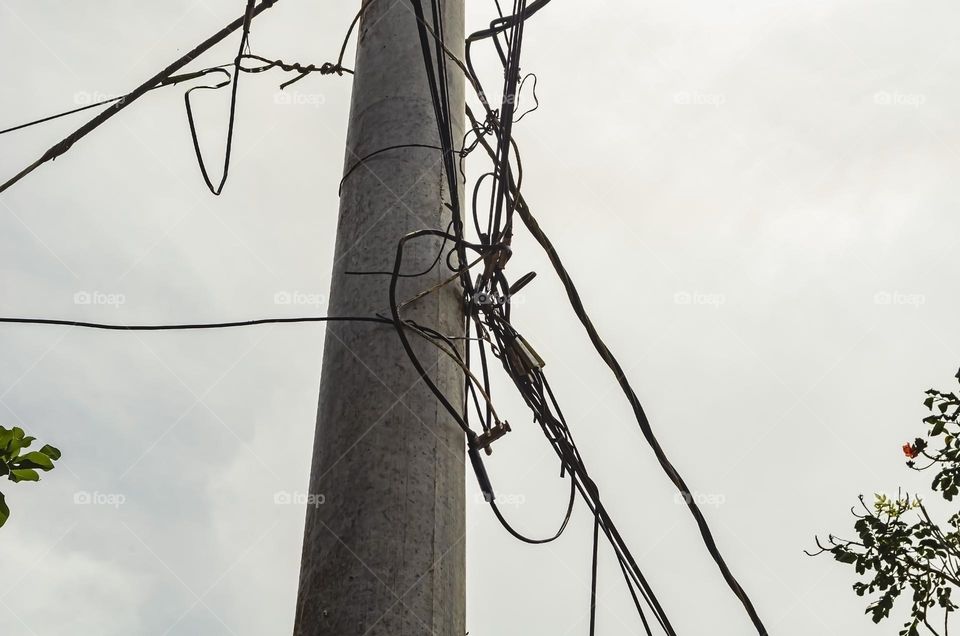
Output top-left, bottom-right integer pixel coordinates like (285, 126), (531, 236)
(506, 334), (545, 375)
(476, 421), (511, 456)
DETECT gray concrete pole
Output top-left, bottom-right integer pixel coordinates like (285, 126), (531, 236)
(294, 1), (466, 635)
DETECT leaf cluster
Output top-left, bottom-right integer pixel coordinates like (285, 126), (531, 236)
(0, 425), (61, 528)
(812, 371), (960, 635)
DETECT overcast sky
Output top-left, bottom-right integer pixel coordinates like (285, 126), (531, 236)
(2, 0), (959, 634)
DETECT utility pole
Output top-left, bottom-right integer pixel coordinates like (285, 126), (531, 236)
(295, 1), (466, 635)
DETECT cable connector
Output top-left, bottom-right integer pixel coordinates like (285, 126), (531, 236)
(476, 421), (511, 456)
(506, 333), (545, 376)
(467, 434), (495, 503)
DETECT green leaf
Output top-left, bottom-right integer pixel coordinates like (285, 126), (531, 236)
(38, 445), (61, 461)
(3, 434), (35, 458)
(9, 469), (39, 483)
(0, 492), (7, 528)
(13, 452), (54, 471)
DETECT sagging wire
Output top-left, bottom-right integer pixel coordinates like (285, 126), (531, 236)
(184, 3), (347, 195)
(513, 72), (539, 123)
(0, 316), (390, 330)
(0, 0), (283, 196)
(185, 0), (257, 196)
(0, 0), (365, 196)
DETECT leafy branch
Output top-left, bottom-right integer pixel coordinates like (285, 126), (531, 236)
(811, 370), (960, 635)
(0, 424), (60, 528)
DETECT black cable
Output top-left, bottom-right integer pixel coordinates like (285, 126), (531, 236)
(488, 474), (575, 544)
(0, 68), (235, 138)
(346, 220), (455, 279)
(513, 72), (539, 123)
(238, 54), (349, 88)
(0, 96), (123, 136)
(487, 0), (526, 245)
(590, 512), (600, 636)
(0, 0), (282, 195)
(408, 0), (475, 301)
(388, 229), (496, 436)
(339, 144), (449, 195)
(337, 0), (377, 75)
(184, 0), (255, 196)
(0, 316), (392, 331)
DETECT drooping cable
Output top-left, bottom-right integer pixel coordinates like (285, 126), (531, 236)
(185, 0), (256, 195)
(0, 0), (283, 195)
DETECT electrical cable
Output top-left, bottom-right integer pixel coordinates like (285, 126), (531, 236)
(185, 0), (255, 196)
(590, 512), (600, 636)
(0, 0), (282, 195)
(0, 68), (243, 138)
(0, 315), (391, 331)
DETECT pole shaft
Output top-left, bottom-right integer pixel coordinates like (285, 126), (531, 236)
(295, 1), (466, 634)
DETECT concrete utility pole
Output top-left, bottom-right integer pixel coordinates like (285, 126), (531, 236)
(295, 1), (466, 635)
